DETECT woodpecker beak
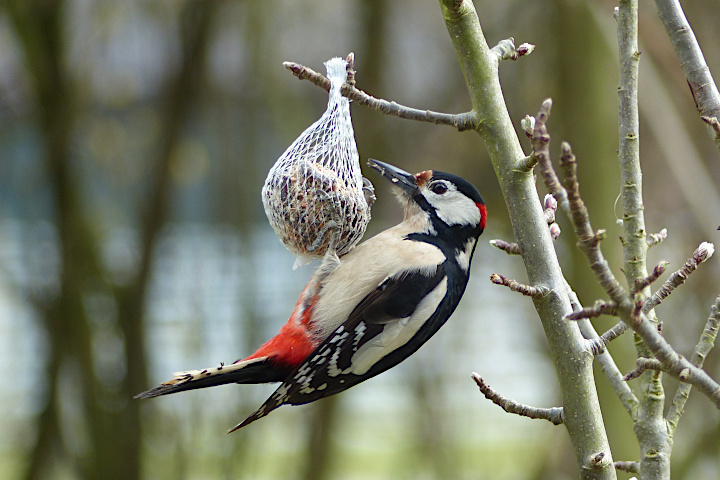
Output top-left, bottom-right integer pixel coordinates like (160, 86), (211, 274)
(367, 159), (419, 194)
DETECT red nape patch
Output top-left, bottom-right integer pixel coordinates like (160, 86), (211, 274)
(476, 202), (487, 229)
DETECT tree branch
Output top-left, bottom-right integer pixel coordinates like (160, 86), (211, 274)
(283, 61), (478, 131)
(564, 286), (640, 417)
(632, 261), (669, 294)
(565, 299), (618, 321)
(701, 115), (720, 140)
(599, 321), (630, 345)
(623, 357), (667, 381)
(643, 242), (715, 314)
(489, 239), (522, 255)
(490, 273), (549, 299)
(654, 0), (720, 152)
(436, 2), (616, 474)
(530, 100), (570, 214)
(613, 461), (640, 473)
(646, 228), (668, 248)
(532, 106), (720, 409)
(489, 38), (535, 62)
(471, 374), (564, 425)
(666, 295), (720, 436)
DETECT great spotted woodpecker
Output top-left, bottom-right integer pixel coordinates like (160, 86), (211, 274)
(136, 159), (486, 432)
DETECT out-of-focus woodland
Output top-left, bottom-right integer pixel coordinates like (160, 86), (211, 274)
(1, 1), (719, 479)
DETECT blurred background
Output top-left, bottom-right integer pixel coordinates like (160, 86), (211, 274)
(1, 0), (719, 479)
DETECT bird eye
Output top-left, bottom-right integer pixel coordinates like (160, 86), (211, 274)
(430, 182), (448, 195)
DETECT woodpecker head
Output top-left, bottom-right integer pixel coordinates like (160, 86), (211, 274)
(368, 159), (486, 234)
(368, 159), (486, 275)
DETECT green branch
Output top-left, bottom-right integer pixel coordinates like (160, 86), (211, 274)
(654, 0), (720, 152)
(438, 1), (616, 477)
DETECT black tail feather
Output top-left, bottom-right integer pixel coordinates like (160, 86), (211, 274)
(135, 356), (286, 399)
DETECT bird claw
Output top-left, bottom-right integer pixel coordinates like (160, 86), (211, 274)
(304, 188), (343, 254)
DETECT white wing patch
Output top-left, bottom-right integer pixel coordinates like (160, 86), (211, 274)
(347, 277), (448, 375)
(455, 238), (477, 273)
(311, 225), (444, 340)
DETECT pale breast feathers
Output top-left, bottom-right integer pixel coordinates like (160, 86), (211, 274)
(310, 223), (445, 340)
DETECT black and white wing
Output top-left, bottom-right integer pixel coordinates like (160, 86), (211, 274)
(229, 263), (452, 432)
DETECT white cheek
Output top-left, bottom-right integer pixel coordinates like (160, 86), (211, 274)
(434, 194), (482, 226)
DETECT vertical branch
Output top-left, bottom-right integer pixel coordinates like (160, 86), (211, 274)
(654, 0), (720, 151)
(438, 1), (616, 478)
(618, 0), (646, 288)
(617, 2), (672, 478)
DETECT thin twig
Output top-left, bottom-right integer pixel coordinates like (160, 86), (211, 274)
(624, 357), (668, 381)
(530, 100), (570, 213)
(565, 299), (618, 321)
(283, 60), (479, 131)
(614, 461), (640, 473)
(647, 228), (668, 248)
(490, 38), (535, 61)
(515, 155), (537, 172)
(701, 116), (720, 140)
(600, 320), (630, 345)
(532, 101), (720, 408)
(565, 285), (640, 416)
(632, 261), (669, 294)
(489, 239), (521, 255)
(643, 242), (715, 313)
(557, 142), (626, 300)
(471, 374), (564, 425)
(666, 295), (720, 436)
(490, 273), (549, 298)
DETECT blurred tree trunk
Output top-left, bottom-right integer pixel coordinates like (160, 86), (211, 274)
(5, 1), (104, 478)
(6, 1), (217, 479)
(114, 3), (217, 480)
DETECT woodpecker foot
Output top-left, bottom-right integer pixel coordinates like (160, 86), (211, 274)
(305, 188), (343, 255)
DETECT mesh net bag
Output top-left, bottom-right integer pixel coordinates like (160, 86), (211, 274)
(262, 57), (373, 269)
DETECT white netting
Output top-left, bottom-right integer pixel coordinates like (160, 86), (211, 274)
(262, 57), (373, 268)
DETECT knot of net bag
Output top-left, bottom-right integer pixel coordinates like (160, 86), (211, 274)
(262, 57), (372, 269)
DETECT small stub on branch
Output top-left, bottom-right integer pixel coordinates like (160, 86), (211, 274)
(490, 273), (549, 298)
(614, 461), (640, 474)
(491, 38), (535, 61)
(647, 228), (668, 247)
(520, 115), (535, 138)
(623, 357), (666, 381)
(543, 194), (557, 224)
(633, 261), (669, 293)
(701, 115), (720, 139)
(586, 452), (611, 470)
(489, 239), (521, 255)
(565, 299), (618, 321)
